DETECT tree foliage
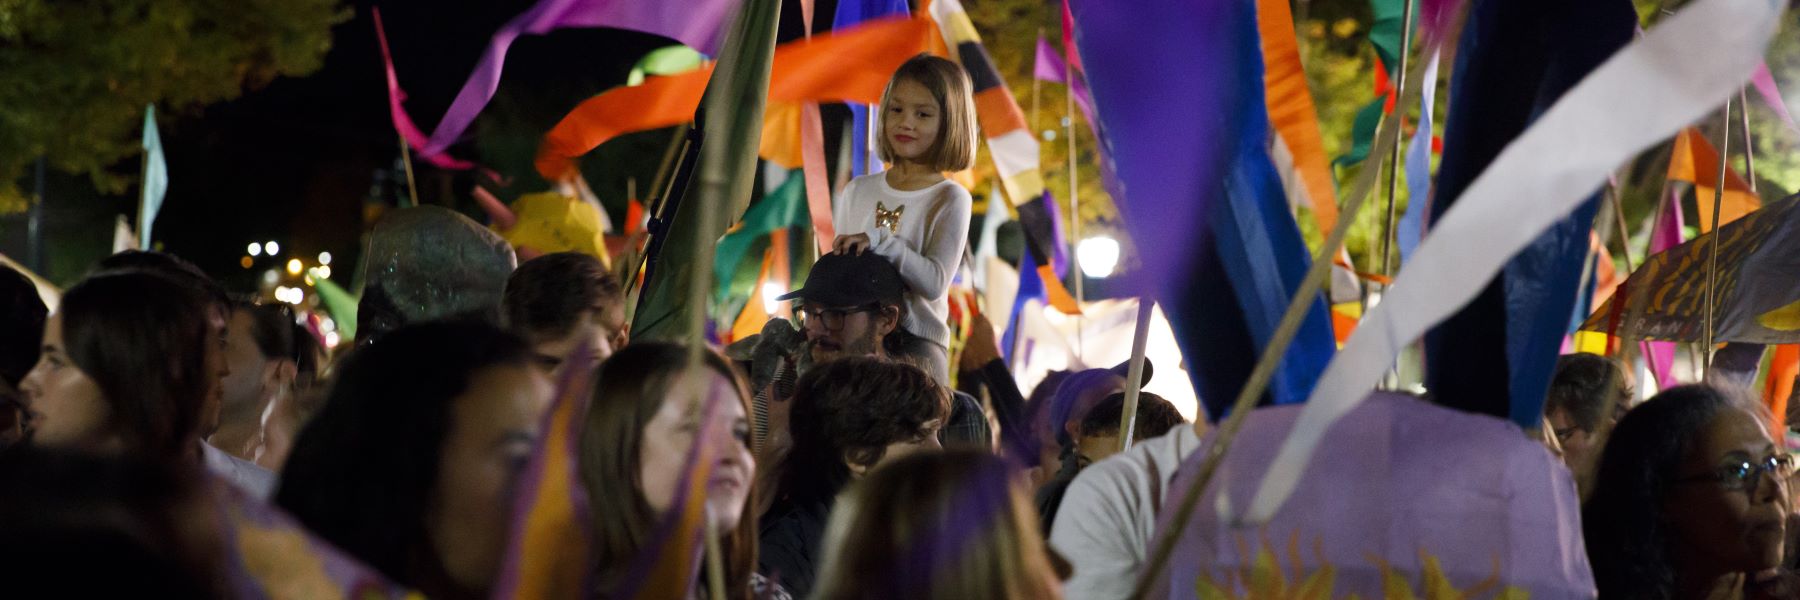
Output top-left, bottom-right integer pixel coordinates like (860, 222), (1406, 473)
(0, 0), (349, 212)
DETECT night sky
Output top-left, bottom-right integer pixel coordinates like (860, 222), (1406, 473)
(4, 0), (850, 293)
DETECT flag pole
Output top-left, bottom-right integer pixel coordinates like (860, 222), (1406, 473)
(1704, 98), (1730, 377)
(1741, 87), (1758, 195)
(1377, 0), (1415, 286)
(1064, 32), (1085, 360)
(1117, 299), (1155, 452)
(398, 133), (420, 208)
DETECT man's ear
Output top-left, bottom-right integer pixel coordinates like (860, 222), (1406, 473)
(264, 359), (298, 392)
(878, 305), (901, 336)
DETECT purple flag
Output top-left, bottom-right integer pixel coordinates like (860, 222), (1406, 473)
(1034, 37), (1067, 83)
(419, 0), (737, 155)
(1151, 393), (1593, 598)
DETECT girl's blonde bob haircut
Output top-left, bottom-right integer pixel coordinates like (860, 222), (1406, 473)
(876, 53), (979, 172)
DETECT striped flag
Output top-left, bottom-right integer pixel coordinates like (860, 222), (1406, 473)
(928, 0), (1081, 314)
(492, 344), (597, 599)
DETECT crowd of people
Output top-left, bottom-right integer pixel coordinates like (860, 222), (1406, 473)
(3, 54), (1799, 600)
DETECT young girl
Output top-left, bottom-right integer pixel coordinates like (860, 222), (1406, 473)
(832, 54), (978, 385)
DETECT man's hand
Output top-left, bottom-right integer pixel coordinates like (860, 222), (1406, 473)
(960, 312), (1002, 372)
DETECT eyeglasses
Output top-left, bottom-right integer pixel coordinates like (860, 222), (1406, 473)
(797, 304), (878, 332)
(1677, 453), (1798, 495)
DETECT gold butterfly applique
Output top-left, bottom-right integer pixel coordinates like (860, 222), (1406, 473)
(874, 202), (904, 233)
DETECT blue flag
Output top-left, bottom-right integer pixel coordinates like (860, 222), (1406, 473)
(1423, 0), (1636, 427)
(1070, 0), (1334, 421)
(139, 104), (168, 250)
(834, 0), (911, 176)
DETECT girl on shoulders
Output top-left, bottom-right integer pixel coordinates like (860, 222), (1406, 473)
(831, 54), (978, 385)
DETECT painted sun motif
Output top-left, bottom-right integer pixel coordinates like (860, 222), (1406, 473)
(1193, 531), (1529, 600)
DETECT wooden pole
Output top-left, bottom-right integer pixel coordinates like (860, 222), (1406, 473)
(1704, 99), (1730, 377)
(1065, 37), (1085, 358)
(398, 133), (420, 208)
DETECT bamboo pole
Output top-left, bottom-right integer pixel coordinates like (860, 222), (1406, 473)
(398, 133), (420, 208)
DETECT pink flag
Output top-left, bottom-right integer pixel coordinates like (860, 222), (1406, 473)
(374, 8), (475, 170)
(1641, 188), (1685, 390)
(420, 0), (737, 156)
(1752, 62), (1799, 133)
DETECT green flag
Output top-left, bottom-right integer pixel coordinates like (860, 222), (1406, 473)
(310, 273), (360, 341)
(712, 171), (810, 323)
(633, 0), (783, 343)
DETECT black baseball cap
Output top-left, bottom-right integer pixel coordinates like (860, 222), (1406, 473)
(776, 252), (905, 307)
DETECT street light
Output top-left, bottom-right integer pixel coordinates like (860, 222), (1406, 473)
(286, 259), (303, 275)
(248, 242), (262, 257)
(265, 241), (281, 255)
(1077, 236), (1121, 279)
(761, 281), (785, 315)
(318, 251), (333, 265)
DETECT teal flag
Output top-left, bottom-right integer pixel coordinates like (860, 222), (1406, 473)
(632, 0), (783, 343)
(712, 171), (808, 310)
(139, 104), (168, 250)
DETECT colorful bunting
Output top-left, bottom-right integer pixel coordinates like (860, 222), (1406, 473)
(929, 0), (1081, 314)
(1666, 126), (1760, 232)
(417, 0), (735, 157)
(1249, 0), (1789, 522)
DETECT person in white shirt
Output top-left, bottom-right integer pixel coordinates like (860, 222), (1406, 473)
(830, 54), (978, 385)
(1048, 425), (1203, 600)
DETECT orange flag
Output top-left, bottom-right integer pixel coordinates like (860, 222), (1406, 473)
(1257, 0), (1339, 233)
(1666, 127), (1759, 232)
(538, 16), (932, 180)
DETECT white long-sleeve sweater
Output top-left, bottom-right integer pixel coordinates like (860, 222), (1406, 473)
(832, 172), (971, 350)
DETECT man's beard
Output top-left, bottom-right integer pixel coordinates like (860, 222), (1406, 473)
(802, 327), (881, 373)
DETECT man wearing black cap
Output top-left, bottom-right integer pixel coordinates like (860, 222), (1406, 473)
(776, 252), (909, 367)
(768, 253), (989, 451)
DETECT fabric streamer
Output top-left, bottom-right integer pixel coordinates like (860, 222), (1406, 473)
(1256, 0), (1341, 233)
(1642, 188), (1685, 390)
(931, 0), (1082, 314)
(1396, 50), (1441, 265)
(372, 9), (475, 170)
(535, 16), (931, 181)
(138, 104), (167, 250)
(1246, 0), (1787, 523)
(418, 0), (735, 156)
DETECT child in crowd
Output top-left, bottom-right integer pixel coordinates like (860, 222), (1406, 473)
(830, 54), (978, 385)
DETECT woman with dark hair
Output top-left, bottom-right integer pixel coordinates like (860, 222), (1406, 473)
(276, 321), (549, 600)
(17, 271), (214, 460)
(1585, 384), (1794, 599)
(759, 357), (949, 597)
(578, 342), (776, 599)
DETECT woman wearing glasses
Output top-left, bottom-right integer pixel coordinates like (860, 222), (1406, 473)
(1584, 384), (1796, 599)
